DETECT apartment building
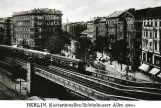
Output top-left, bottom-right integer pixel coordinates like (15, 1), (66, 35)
(140, 7), (161, 78)
(12, 8), (62, 48)
(0, 17), (13, 45)
(82, 18), (101, 42)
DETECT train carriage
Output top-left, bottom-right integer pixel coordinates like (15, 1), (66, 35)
(46, 54), (85, 72)
(24, 49), (49, 65)
(0, 45), (86, 74)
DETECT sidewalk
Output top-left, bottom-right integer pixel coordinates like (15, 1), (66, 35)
(96, 52), (152, 82)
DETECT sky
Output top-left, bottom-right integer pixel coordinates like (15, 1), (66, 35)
(0, 0), (161, 23)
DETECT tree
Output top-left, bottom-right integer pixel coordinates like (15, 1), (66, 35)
(45, 29), (71, 54)
(47, 35), (65, 54)
(94, 36), (109, 57)
(75, 36), (96, 62)
(62, 31), (71, 45)
(116, 40), (128, 70)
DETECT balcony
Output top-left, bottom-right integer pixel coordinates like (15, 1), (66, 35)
(154, 37), (160, 41)
(149, 46), (153, 52)
(154, 50), (160, 54)
(143, 36), (148, 40)
(153, 26), (158, 30)
(148, 39), (153, 42)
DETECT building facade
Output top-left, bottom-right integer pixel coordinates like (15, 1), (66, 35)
(98, 18), (107, 37)
(12, 8), (62, 48)
(140, 7), (161, 79)
(68, 22), (86, 39)
(123, 12), (135, 66)
(131, 8), (150, 71)
(82, 18), (100, 42)
(106, 10), (127, 60)
(0, 17), (12, 45)
(107, 9), (144, 71)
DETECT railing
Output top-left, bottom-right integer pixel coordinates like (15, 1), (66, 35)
(1, 55), (161, 100)
(2, 55), (161, 89)
(35, 68), (138, 100)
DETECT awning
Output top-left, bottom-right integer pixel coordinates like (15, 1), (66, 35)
(157, 73), (161, 78)
(139, 64), (150, 72)
(149, 68), (160, 75)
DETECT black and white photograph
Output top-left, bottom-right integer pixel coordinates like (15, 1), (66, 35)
(0, 0), (161, 103)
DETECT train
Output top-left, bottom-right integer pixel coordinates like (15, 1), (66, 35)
(0, 45), (86, 73)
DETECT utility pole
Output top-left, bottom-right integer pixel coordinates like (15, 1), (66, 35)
(20, 78), (21, 93)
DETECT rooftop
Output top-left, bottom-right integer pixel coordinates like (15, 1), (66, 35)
(99, 18), (106, 22)
(13, 8), (62, 16)
(107, 10), (126, 19)
(133, 8), (149, 20)
(133, 6), (161, 20)
(87, 18), (101, 24)
(144, 6), (161, 19)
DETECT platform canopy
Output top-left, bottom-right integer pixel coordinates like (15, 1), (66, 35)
(139, 64), (150, 72)
(149, 68), (160, 75)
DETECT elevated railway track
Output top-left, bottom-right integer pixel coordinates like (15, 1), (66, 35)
(35, 64), (161, 100)
(0, 55), (161, 100)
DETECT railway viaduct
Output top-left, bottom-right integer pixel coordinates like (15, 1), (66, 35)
(0, 47), (161, 100)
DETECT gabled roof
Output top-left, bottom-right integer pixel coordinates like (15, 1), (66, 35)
(107, 10), (126, 19)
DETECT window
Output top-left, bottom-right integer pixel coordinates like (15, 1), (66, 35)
(150, 31), (152, 38)
(143, 53), (146, 61)
(154, 56), (160, 66)
(154, 42), (157, 51)
(155, 31), (157, 38)
(55, 21), (57, 25)
(146, 40), (148, 49)
(142, 39), (145, 47)
(149, 42), (152, 50)
(155, 21), (158, 27)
